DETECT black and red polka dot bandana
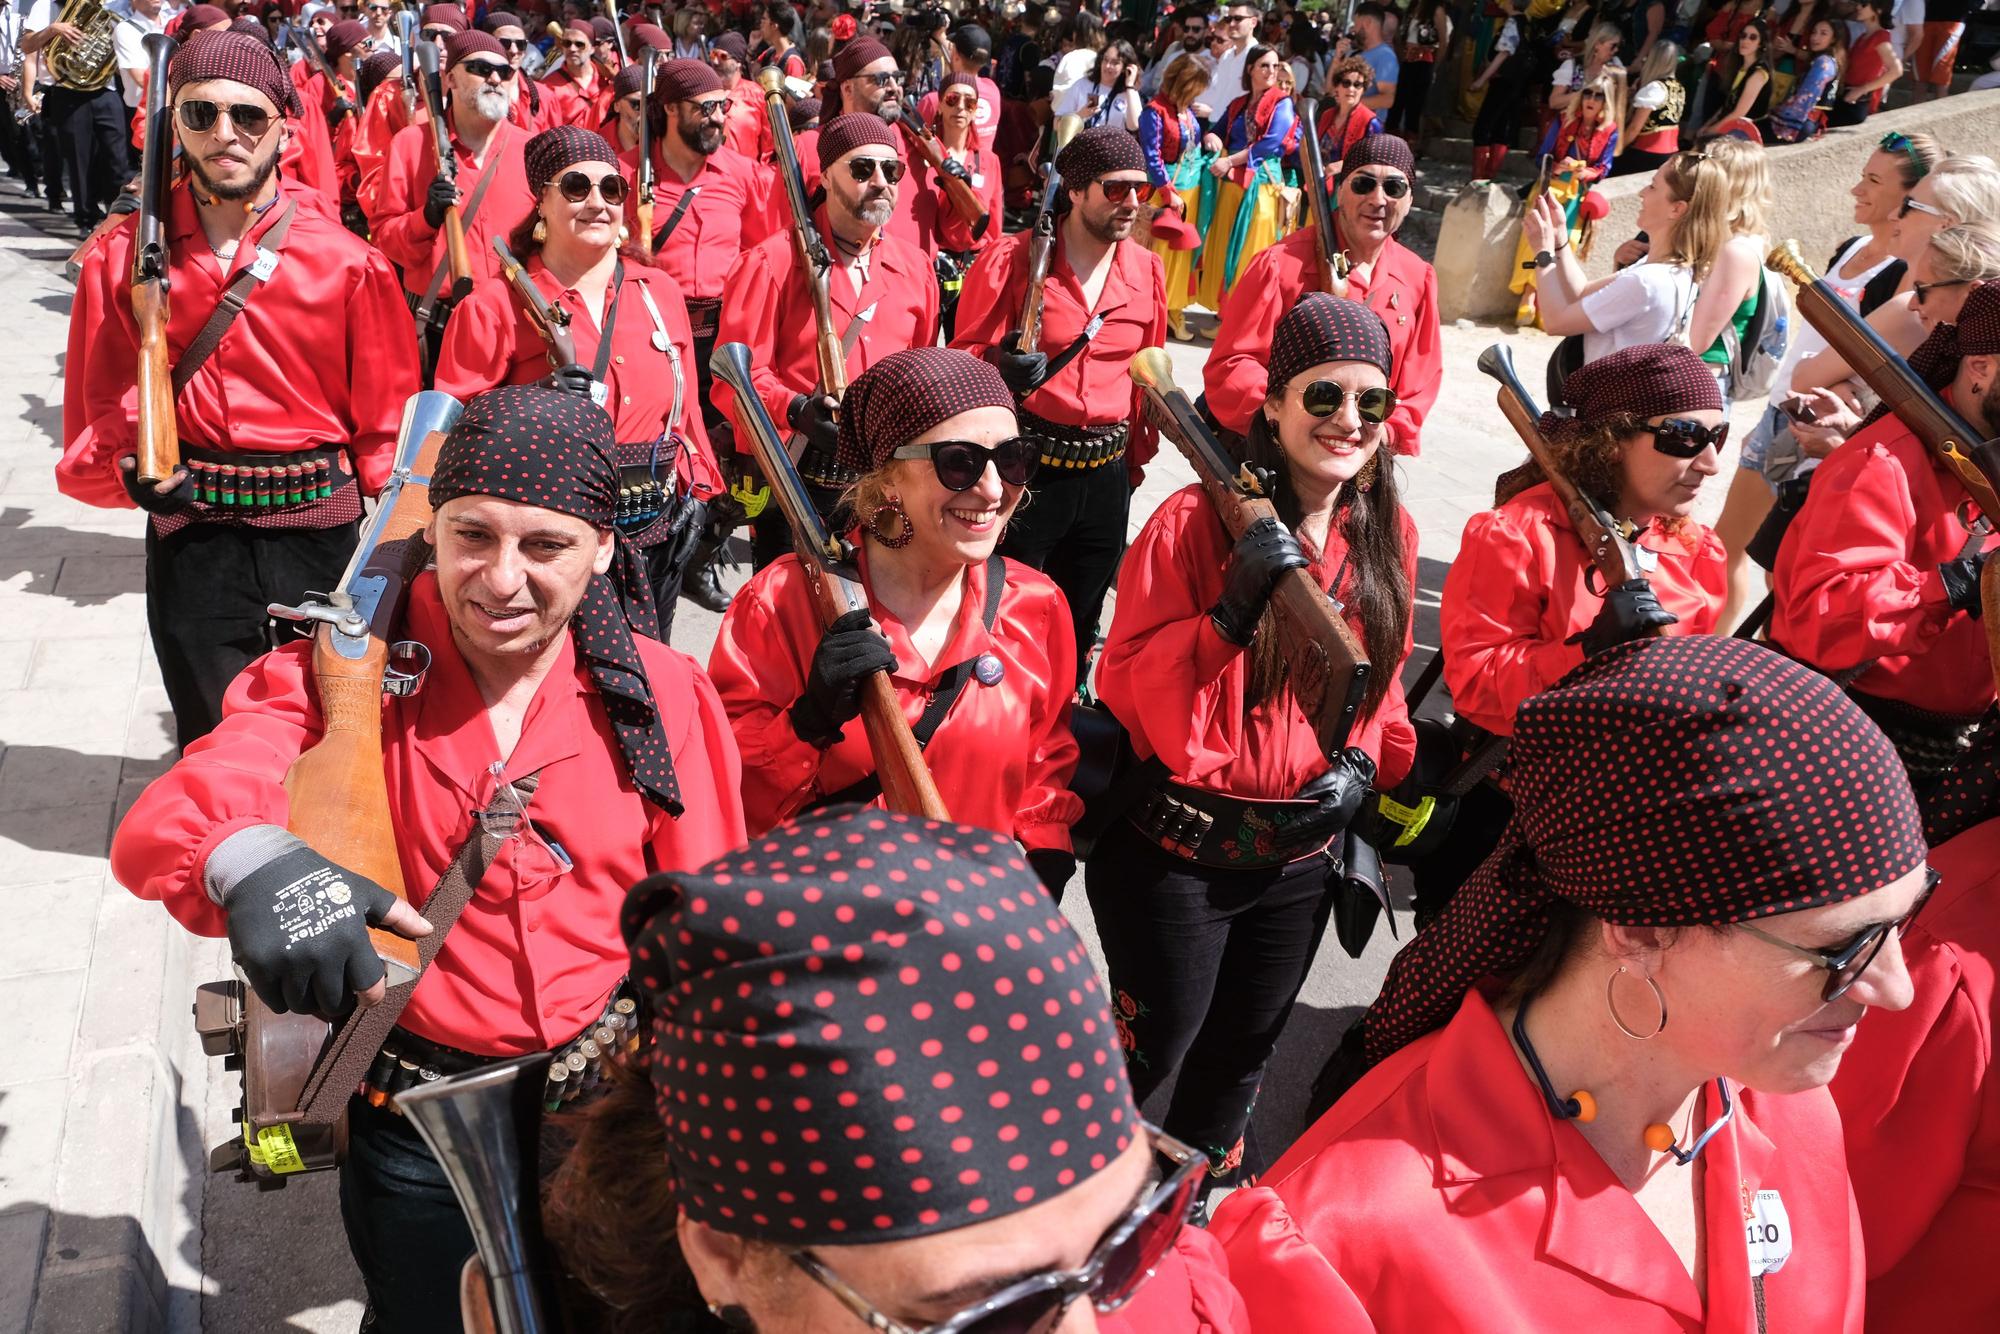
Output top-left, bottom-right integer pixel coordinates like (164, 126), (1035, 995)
(1054, 126), (1147, 192)
(621, 807), (1140, 1245)
(431, 385), (682, 815)
(833, 348), (1016, 476)
(524, 125), (619, 198)
(1361, 635), (1927, 1068)
(1540, 342), (1721, 440)
(1869, 279), (2000, 432)
(1268, 292), (1394, 388)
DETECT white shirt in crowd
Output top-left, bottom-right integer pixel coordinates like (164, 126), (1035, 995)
(1205, 39), (1251, 119)
(1578, 260), (1697, 363)
(110, 0), (178, 109)
(1052, 76), (1136, 127)
(1047, 45), (1098, 104)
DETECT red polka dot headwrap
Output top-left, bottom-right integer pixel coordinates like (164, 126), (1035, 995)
(621, 806), (1141, 1245)
(524, 125), (618, 197)
(1268, 292), (1394, 387)
(1883, 277), (2000, 415)
(430, 385), (682, 815)
(1540, 342), (1722, 441)
(167, 30), (302, 118)
(1054, 125), (1148, 191)
(834, 348), (1016, 475)
(1361, 636), (1927, 1068)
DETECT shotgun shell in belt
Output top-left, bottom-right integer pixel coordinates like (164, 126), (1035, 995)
(614, 997), (637, 1017)
(366, 1048), (398, 1090)
(286, 463), (304, 505)
(219, 464), (238, 505)
(543, 1063), (569, 1112)
(253, 466), (273, 506)
(195, 461), (217, 505)
(316, 459), (334, 499)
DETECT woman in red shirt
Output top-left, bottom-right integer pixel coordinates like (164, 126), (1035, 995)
(1215, 633), (1930, 1333)
(433, 126), (720, 636)
(925, 73), (1005, 339)
(707, 348), (1084, 899)
(1832, 0), (1904, 125)
(1089, 294), (1416, 1191)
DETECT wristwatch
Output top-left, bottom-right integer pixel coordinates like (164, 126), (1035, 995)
(1533, 249), (1558, 269)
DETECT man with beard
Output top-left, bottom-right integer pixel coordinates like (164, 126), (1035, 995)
(540, 15), (611, 127)
(56, 29), (420, 747)
(484, 10), (550, 133)
(952, 127), (1166, 669)
(819, 33), (936, 256)
(1205, 134), (1441, 458)
(1142, 8), (1209, 98)
(353, 4), (463, 226)
(713, 113), (939, 571)
(376, 29), (533, 357)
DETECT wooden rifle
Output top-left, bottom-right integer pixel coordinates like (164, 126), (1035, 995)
(711, 341), (949, 817)
(492, 239), (579, 372)
(132, 32), (178, 486)
(1293, 96), (1351, 298)
(414, 40), (473, 301)
(195, 392), (466, 1181)
(758, 66), (846, 427)
(1477, 342), (1649, 592)
(1016, 117), (1079, 352)
(1130, 349), (1372, 757)
(601, 0), (630, 61)
(285, 21), (356, 125)
(1767, 239), (2000, 673)
(898, 118), (990, 240)
(635, 49), (657, 258)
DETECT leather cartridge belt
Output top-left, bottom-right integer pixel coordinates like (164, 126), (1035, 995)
(799, 436), (863, 491)
(1129, 780), (1333, 870)
(1018, 408), (1128, 472)
(683, 296), (722, 342)
(1846, 688), (1993, 784)
(183, 445), (346, 511)
(613, 436), (683, 546)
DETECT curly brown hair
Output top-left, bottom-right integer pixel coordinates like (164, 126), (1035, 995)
(1494, 415), (1636, 511)
(1325, 55), (1374, 93)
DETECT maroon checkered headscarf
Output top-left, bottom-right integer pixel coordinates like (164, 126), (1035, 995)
(524, 125), (618, 196)
(818, 112), (901, 171)
(1269, 292), (1393, 387)
(430, 386), (682, 815)
(611, 62), (646, 100)
(622, 807), (1141, 1245)
(834, 348), (1016, 475)
(168, 30), (302, 117)
(1055, 125), (1148, 191)
(631, 22), (672, 52)
(1541, 342), (1722, 441)
(832, 35), (892, 82)
(1361, 636), (1927, 1067)
(444, 30), (506, 69)
(421, 4), (467, 32)
(655, 56), (722, 103)
(321, 19), (369, 63)
(709, 31), (749, 64)
(1342, 132), (1415, 179)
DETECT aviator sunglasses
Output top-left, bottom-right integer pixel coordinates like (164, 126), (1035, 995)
(556, 170), (629, 205)
(1291, 379), (1399, 424)
(891, 437), (1043, 490)
(176, 99), (274, 136)
(1346, 172), (1409, 198)
(789, 1127), (1204, 1334)
(1649, 416), (1729, 457)
(845, 155), (908, 184)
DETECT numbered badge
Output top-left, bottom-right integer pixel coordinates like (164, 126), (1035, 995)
(1745, 1187), (1793, 1277)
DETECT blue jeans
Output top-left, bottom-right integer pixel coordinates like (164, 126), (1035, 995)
(339, 1095), (475, 1333)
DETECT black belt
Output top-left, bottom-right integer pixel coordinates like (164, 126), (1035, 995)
(1847, 689), (1992, 784)
(182, 445), (349, 511)
(1018, 409), (1128, 471)
(613, 436), (682, 543)
(360, 985), (641, 1116)
(1129, 780), (1331, 869)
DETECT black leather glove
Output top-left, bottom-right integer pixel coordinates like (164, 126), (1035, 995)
(1939, 550), (1990, 617)
(1277, 748), (1378, 849)
(787, 393), (841, 454)
(1210, 516), (1310, 646)
(423, 174), (459, 229)
(1567, 578), (1678, 656)
(791, 608), (899, 747)
(939, 156), (974, 186)
(208, 826), (401, 1017)
(1026, 848), (1076, 904)
(982, 332), (1048, 395)
(120, 461), (198, 515)
(542, 362), (597, 398)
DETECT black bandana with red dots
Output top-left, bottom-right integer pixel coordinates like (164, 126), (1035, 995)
(1054, 125), (1148, 192)
(1362, 635), (1928, 1068)
(834, 348), (1016, 475)
(1864, 279), (2000, 432)
(621, 807), (1141, 1245)
(1540, 342), (1722, 441)
(430, 385), (683, 815)
(1268, 292), (1394, 388)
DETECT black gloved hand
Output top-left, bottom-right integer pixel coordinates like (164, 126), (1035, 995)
(1277, 747), (1378, 849)
(119, 460), (199, 515)
(1567, 578), (1678, 656)
(791, 608), (899, 747)
(1026, 848), (1077, 904)
(211, 827), (404, 1017)
(1939, 550), (1990, 617)
(939, 156), (974, 186)
(1210, 516), (1310, 646)
(787, 393), (841, 454)
(423, 174), (459, 229)
(542, 362), (597, 398)
(983, 332), (1048, 395)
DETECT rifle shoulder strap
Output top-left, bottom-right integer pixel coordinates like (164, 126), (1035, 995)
(294, 770), (545, 1125)
(1042, 303), (1118, 384)
(650, 183), (700, 250)
(419, 128), (509, 307)
(170, 201), (300, 395)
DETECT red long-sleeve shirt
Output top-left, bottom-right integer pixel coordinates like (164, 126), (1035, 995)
(1097, 484), (1418, 798)
(708, 551), (1084, 852)
(354, 79), (416, 226)
(539, 64), (613, 128)
(710, 214), (939, 444)
(1832, 815), (2000, 1333)
(58, 181), (419, 508)
(375, 113), (534, 299)
(1204, 223), (1442, 456)
(917, 143), (1004, 256)
(616, 143), (776, 304)
(951, 228), (1167, 471)
(1441, 484), (1728, 736)
(721, 80), (762, 158)
(111, 575), (746, 1056)
(1770, 400), (1998, 717)
(432, 256), (722, 498)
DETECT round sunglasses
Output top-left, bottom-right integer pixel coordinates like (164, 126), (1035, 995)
(554, 170), (629, 205)
(1648, 417), (1729, 458)
(1291, 379), (1398, 424)
(891, 437), (1042, 490)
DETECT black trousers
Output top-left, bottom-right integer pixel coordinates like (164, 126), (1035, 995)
(639, 492), (708, 641)
(1385, 59), (1435, 138)
(0, 100), (42, 190)
(145, 520), (360, 750)
(40, 84), (124, 227)
(340, 1095), (475, 1334)
(1406, 778), (1513, 930)
(1085, 818), (1336, 1176)
(999, 459), (1129, 675)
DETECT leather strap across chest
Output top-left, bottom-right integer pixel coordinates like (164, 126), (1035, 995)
(171, 200), (300, 394)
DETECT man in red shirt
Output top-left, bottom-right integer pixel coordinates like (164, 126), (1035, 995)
(58, 30), (420, 748)
(821, 34), (936, 256)
(705, 29), (762, 157)
(484, 9), (552, 133)
(1204, 134), (1441, 458)
(540, 17), (612, 127)
(1770, 281), (2000, 842)
(713, 113), (940, 570)
(953, 127), (1167, 668)
(111, 385), (745, 1333)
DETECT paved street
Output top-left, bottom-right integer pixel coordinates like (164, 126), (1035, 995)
(0, 169), (1761, 1331)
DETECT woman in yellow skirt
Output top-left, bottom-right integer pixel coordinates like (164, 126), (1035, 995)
(1194, 44), (1296, 324)
(1511, 74), (1621, 328)
(1140, 54), (1213, 340)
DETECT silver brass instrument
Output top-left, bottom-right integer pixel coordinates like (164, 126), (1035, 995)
(46, 0), (120, 93)
(396, 1054), (557, 1334)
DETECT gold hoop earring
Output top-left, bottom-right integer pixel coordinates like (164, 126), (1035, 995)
(1606, 964), (1668, 1040)
(531, 215), (548, 242)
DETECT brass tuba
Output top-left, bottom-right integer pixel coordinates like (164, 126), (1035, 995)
(46, 0), (120, 93)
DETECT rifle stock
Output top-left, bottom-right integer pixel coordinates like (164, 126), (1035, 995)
(900, 119), (990, 239)
(1293, 97), (1350, 298)
(711, 341), (948, 818)
(492, 239), (580, 371)
(758, 67), (846, 405)
(1129, 349), (1371, 758)
(132, 32), (178, 485)
(1018, 117), (1080, 350)
(416, 42), (472, 291)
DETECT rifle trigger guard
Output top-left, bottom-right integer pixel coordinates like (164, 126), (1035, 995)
(384, 641), (432, 698)
(1957, 499), (1989, 536)
(1583, 561), (1606, 598)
